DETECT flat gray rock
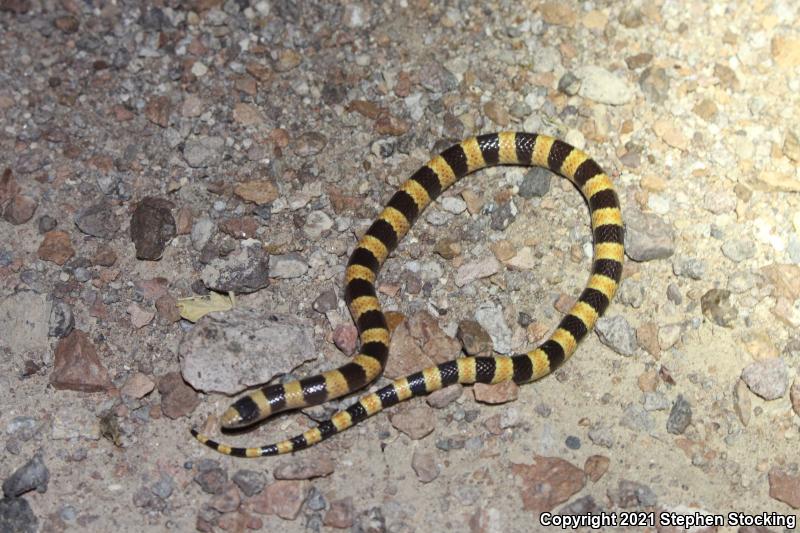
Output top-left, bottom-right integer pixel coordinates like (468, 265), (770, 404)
(624, 208), (675, 262)
(179, 308), (317, 395)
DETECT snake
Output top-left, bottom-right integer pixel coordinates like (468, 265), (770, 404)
(192, 131), (624, 457)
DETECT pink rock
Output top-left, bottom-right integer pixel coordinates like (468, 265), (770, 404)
(512, 456), (586, 512)
(37, 230), (74, 265)
(324, 497), (354, 529)
(158, 372), (199, 419)
(51, 330), (113, 392)
(246, 480), (307, 520)
(333, 324), (358, 355)
(473, 381), (519, 404)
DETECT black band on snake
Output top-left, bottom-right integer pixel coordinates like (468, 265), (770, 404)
(191, 131), (624, 457)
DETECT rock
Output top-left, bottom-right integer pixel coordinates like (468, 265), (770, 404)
(666, 394), (692, 434)
(74, 202), (118, 239)
(441, 196), (467, 214)
(274, 48), (302, 72)
(121, 372), (155, 399)
(269, 253), (308, 279)
(456, 320), (493, 356)
(304, 210), (333, 239)
(0, 168), (19, 204)
(455, 256), (500, 287)
(2, 292), (49, 356)
(91, 244), (117, 267)
(184, 136), (224, 168)
(273, 453), (334, 480)
(48, 299), (74, 338)
(180, 309), (315, 395)
(219, 217), (259, 240)
(2, 195), (37, 225)
(519, 167), (551, 198)
(0, 497), (38, 533)
(624, 209), (674, 261)
(741, 358), (788, 400)
(234, 180), (278, 205)
(232, 470), (266, 497)
(721, 239), (755, 263)
(700, 289), (737, 327)
(324, 497), (354, 529)
(639, 66), (669, 103)
(583, 455), (610, 482)
(2, 454), (49, 497)
(200, 246), (270, 294)
(389, 405), (436, 440)
(191, 217), (216, 251)
(657, 323), (681, 350)
(609, 479), (657, 508)
(620, 403), (654, 433)
(312, 288), (338, 313)
(247, 480), (307, 520)
(595, 315), (637, 356)
(36, 215), (57, 234)
(426, 384), (463, 408)
(558, 495), (601, 515)
(155, 294), (181, 323)
(574, 66), (634, 105)
(158, 372), (199, 419)
(511, 456), (585, 512)
(489, 201), (517, 230)
(733, 379), (751, 426)
(194, 468), (228, 495)
(474, 302), (512, 354)
(209, 483), (241, 513)
(383, 316), (435, 379)
(130, 197), (176, 260)
(473, 381), (519, 404)
(653, 119), (688, 150)
(539, 2), (575, 25)
(127, 303), (154, 328)
(672, 258), (705, 280)
(760, 264), (800, 300)
(791, 379), (800, 417)
(768, 467), (800, 508)
(483, 101), (510, 126)
(232, 103), (262, 127)
(642, 392), (670, 411)
(50, 330), (112, 393)
(771, 36), (800, 69)
(293, 132), (327, 158)
(332, 324), (357, 355)
(411, 450), (440, 483)
(144, 95), (171, 127)
(37, 230), (74, 265)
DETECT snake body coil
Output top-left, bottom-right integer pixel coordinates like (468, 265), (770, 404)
(192, 131), (624, 457)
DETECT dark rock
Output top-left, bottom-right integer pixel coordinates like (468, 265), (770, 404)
(666, 394), (692, 434)
(0, 497), (38, 533)
(2, 453), (49, 497)
(130, 197), (176, 260)
(519, 167), (551, 198)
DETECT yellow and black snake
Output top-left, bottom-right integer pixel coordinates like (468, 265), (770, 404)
(192, 131), (624, 457)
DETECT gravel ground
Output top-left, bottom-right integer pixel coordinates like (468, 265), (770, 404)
(2, 0), (800, 531)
